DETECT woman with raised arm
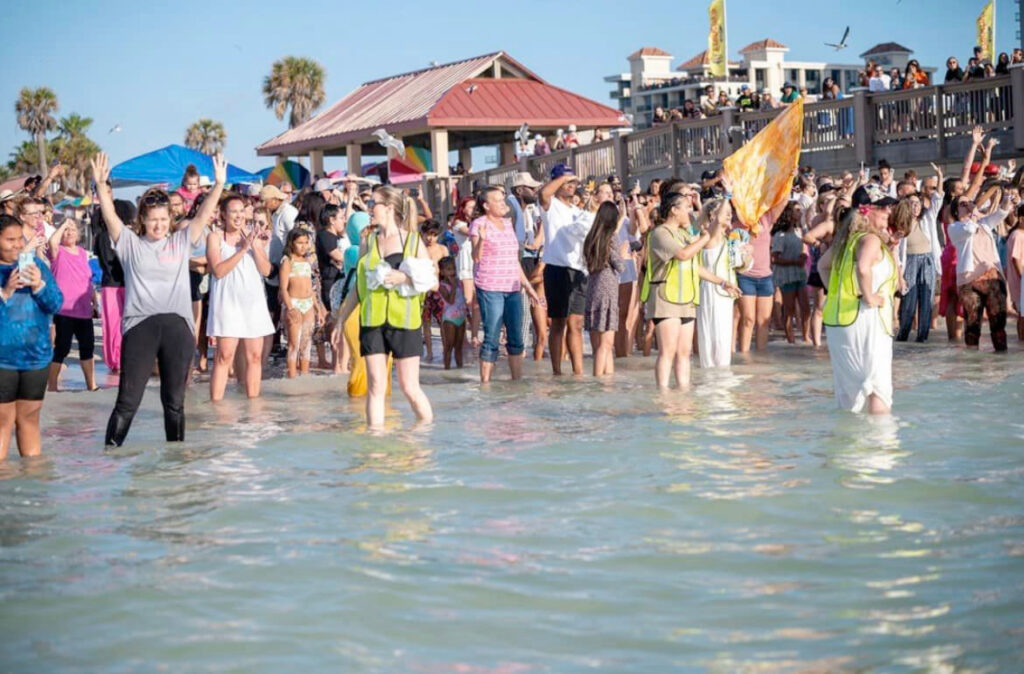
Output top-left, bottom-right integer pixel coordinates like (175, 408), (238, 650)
(334, 186), (437, 428)
(640, 189), (739, 389)
(90, 152), (226, 446)
(206, 193), (274, 400)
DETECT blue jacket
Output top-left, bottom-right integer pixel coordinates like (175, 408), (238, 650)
(0, 258), (64, 370)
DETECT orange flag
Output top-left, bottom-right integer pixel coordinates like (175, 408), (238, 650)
(723, 97), (803, 234)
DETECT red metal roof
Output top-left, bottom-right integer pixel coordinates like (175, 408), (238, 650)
(257, 51), (620, 156)
(429, 78), (626, 128)
(738, 38), (789, 54)
(629, 47), (672, 59)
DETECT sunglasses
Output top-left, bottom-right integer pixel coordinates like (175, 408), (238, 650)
(142, 193), (170, 206)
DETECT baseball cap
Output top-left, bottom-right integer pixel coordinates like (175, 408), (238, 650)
(740, 84), (750, 91)
(550, 163), (577, 181)
(260, 184), (288, 202)
(852, 184), (897, 207)
(512, 171), (542, 189)
(314, 178), (332, 192)
(701, 169), (718, 182)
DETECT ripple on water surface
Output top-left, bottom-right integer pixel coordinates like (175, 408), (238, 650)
(1, 343), (1024, 671)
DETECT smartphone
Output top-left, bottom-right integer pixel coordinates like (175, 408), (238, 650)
(18, 251), (35, 281)
(409, 188), (420, 198)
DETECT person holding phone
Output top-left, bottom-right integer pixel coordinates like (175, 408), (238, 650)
(207, 193), (275, 400)
(0, 214), (63, 459)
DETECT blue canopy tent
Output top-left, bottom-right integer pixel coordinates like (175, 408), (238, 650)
(109, 144), (261, 188)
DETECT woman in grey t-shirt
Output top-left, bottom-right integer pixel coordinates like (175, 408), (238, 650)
(90, 152), (226, 446)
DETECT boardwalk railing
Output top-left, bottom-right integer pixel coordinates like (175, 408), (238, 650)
(451, 70), (1022, 208)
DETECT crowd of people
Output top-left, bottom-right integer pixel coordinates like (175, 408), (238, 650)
(0, 114), (1021, 454)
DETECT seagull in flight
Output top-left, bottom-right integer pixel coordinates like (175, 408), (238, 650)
(109, 124), (121, 134)
(825, 26), (850, 51)
(514, 122), (530, 145)
(371, 128), (405, 157)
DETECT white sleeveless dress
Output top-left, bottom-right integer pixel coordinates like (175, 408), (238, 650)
(825, 253), (894, 412)
(207, 239), (275, 339)
(698, 241), (735, 369)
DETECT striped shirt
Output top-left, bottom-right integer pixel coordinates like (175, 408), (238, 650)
(469, 216), (521, 292)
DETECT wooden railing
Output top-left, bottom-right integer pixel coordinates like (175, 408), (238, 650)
(446, 71), (1022, 215)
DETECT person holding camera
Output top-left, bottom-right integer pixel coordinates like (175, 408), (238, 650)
(0, 214), (63, 459)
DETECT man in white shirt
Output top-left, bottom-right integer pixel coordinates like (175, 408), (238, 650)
(507, 171), (546, 361)
(260, 184), (298, 353)
(868, 66), (891, 93)
(877, 159), (897, 198)
(539, 164), (592, 375)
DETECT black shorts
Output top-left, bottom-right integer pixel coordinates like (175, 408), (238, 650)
(807, 270), (825, 289)
(360, 324), (422, 359)
(0, 366), (49, 403)
(543, 264), (587, 319)
(189, 270), (205, 302)
(520, 256), (540, 278)
(652, 316), (695, 326)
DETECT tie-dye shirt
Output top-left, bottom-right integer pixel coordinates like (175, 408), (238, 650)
(0, 258), (63, 370)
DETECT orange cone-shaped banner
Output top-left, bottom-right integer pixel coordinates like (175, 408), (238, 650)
(723, 98), (803, 234)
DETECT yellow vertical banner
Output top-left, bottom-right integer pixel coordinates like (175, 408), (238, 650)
(976, 0), (995, 62)
(722, 98), (804, 233)
(707, 0), (727, 78)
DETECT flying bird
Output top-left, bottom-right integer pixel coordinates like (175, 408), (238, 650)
(514, 122), (530, 145)
(109, 124), (121, 134)
(371, 128), (405, 157)
(825, 26), (850, 51)
(466, 84), (478, 95)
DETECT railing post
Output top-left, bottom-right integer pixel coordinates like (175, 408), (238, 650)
(934, 84), (946, 161)
(1011, 64), (1024, 151)
(614, 132), (629, 184)
(851, 87), (873, 167)
(719, 107), (737, 155)
(568, 147), (577, 176)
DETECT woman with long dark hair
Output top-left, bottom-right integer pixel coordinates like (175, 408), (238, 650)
(640, 190), (738, 389)
(90, 152), (225, 446)
(583, 201), (628, 376)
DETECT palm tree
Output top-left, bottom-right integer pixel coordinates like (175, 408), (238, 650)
(8, 139), (54, 175)
(184, 118), (227, 155)
(55, 114), (99, 193)
(262, 56), (326, 128)
(15, 87), (59, 175)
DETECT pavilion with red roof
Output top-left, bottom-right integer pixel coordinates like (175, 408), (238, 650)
(256, 51), (627, 179)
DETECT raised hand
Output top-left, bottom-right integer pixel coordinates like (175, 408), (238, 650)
(90, 152), (110, 185)
(212, 153), (227, 186)
(972, 125), (984, 145)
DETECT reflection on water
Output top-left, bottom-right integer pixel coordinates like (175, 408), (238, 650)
(0, 343), (1023, 670)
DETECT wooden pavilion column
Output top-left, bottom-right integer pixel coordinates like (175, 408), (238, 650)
(309, 150), (324, 178)
(458, 148), (472, 173)
(346, 144), (361, 176)
(430, 128), (450, 177)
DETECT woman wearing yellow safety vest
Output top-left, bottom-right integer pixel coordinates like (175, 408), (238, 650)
(819, 185), (899, 414)
(335, 186), (437, 428)
(641, 189), (739, 389)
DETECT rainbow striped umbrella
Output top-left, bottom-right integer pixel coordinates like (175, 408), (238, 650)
(404, 146), (433, 173)
(256, 160), (310, 189)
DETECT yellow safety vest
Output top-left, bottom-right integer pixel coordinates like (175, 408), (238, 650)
(356, 231), (423, 330)
(822, 231), (898, 336)
(640, 226), (701, 306)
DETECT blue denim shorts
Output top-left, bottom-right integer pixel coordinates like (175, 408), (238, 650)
(737, 274), (775, 297)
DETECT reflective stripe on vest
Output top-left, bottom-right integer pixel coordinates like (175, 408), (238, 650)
(356, 231), (424, 330)
(822, 231), (898, 335)
(640, 225), (700, 307)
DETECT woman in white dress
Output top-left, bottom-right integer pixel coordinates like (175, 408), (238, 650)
(820, 186), (899, 414)
(207, 193), (275, 401)
(698, 195), (741, 368)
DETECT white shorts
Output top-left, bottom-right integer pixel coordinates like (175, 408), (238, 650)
(456, 243), (474, 281)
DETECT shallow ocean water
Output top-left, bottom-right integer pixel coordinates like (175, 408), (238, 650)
(1, 340), (1023, 672)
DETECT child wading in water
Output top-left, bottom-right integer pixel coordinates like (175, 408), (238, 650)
(420, 219), (448, 361)
(438, 256), (467, 369)
(279, 229), (324, 377)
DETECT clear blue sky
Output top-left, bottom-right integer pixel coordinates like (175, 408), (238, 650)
(1, 0), (1018, 176)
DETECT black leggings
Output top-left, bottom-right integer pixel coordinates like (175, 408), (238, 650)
(105, 314), (194, 446)
(52, 315), (95, 364)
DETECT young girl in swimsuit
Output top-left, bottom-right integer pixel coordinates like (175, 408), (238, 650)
(438, 256), (467, 370)
(420, 219), (448, 362)
(279, 229), (319, 378)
